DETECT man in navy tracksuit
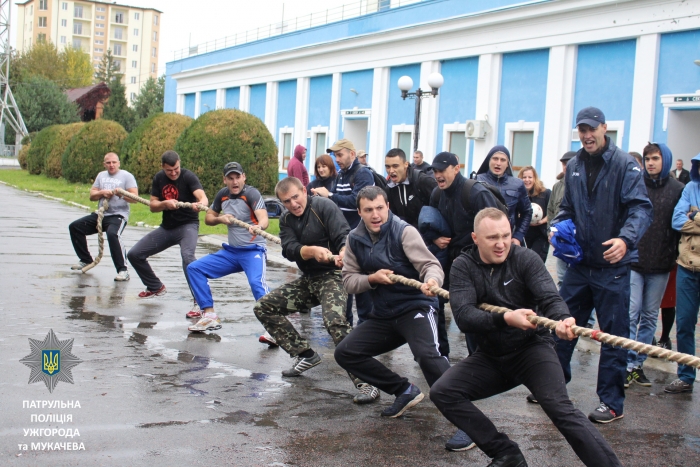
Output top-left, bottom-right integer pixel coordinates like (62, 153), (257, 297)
(551, 107), (652, 423)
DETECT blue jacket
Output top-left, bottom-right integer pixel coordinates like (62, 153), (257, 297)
(672, 153), (700, 271)
(552, 137), (653, 268)
(331, 158), (374, 229)
(476, 145), (532, 243)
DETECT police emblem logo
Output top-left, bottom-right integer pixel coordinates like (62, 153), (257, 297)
(20, 329), (82, 393)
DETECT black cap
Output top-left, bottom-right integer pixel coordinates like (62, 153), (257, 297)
(429, 152), (459, 171)
(575, 107), (606, 128)
(560, 151), (576, 162)
(223, 162), (244, 176)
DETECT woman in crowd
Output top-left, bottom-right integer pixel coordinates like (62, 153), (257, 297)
(307, 154), (337, 193)
(518, 166), (551, 262)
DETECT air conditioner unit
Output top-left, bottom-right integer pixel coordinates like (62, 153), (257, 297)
(465, 120), (488, 140)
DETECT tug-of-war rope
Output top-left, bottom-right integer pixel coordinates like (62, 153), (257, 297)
(80, 200), (108, 274)
(83, 189), (700, 369)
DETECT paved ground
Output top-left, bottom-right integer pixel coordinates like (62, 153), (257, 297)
(1, 182), (700, 467)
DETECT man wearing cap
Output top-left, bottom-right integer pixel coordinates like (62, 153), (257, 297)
(547, 151), (576, 288)
(185, 161), (270, 332)
(551, 107), (652, 423)
(476, 145), (532, 246)
(310, 138), (375, 325)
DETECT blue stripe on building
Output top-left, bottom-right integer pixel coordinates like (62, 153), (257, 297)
(249, 84), (267, 122)
(225, 87), (240, 109)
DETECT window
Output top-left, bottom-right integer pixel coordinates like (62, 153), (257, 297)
(37, 33), (46, 42)
(96, 6), (105, 12)
(39, 0), (47, 10)
(115, 13), (124, 24)
(96, 39), (104, 45)
(448, 131), (467, 169)
(61, 19), (67, 27)
(315, 133), (326, 157)
(133, 28), (139, 36)
(74, 5), (83, 18)
(96, 15), (105, 20)
(60, 36), (66, 44)
(72, 38), (81, 49)
(38, 17), (47, 27)
(114, 28), (123, 39)
(132, 44), (138, 52)
(73, 22), (82, 35)
(113, 60), (121, 71)
(96, 23), (104, 28)
(152, 31), (157, 41)
(511, 131), (534, 172)
(151, 47), (156, 57)
(130, 76), (136, 84)
(95, 31), (104, 36)
(94, 48), (103, 53)
(607, 131), (618, 146)
(113, 44), (122, 55)
(281, 133), (292, 169)
(62, 2), (68, 11)
(151, 63), (156, 73)
(30, 5), (33, 15)
(397, 132), (412, 157)
(131, 60), (137, 68)
(134, 12), (140, 20)
(29, 22), (32, 32)
(153, 15), (158, 25)
(130, 92), (136, 101)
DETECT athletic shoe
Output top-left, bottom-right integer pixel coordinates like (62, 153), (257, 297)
(486, 452), (529, 467)
(445, 429), (476, 451)
(381, 384), (424, 418)
(624, 371), (632, 389)
(525, 393), (538, 404)
(628, 367), (651, 387)
(282, 352), (321, 377)
(188, 312), (222, 332)
(588, 402), (623, 423)
(259, 331), (279, 347)
(353, 383), (380, 404)
(114, 270), (130, 281)
(664, 379), (693, 394)
(185, 302), (201, 319)
(71, 261), (88, 270)
(138, 284), (166, 299)
(657, 338), (673, 351)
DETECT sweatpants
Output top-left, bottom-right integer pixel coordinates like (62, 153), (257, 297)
(187, 243), (269, 308)
(430, 339), (621, 466)
(254, 270), (349, 356)
(69, 213), (127, 272)
(334, 306), (449, 396)
(127, 223), (199, 294)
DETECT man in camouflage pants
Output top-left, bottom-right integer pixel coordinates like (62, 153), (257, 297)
(254, 177), (380, 404)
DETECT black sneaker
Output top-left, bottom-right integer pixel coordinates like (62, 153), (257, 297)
(629, 367), (651, 387)
(381, 384), (424, 418)
(664, 379), (693, 394)
(445, 429), (476, 451)
(588, 402), (623, 424)
(487, 452), (529, 467)
(657, 338), (673, 351)
(624, 371), (632, 389)
(525, 393), (538, 404)
(281, 352), (321, 377)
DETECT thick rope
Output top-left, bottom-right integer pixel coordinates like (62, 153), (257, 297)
(114, 188), (281, 244)
(387, 273), (700, 370)
(80, 200), (109, 273)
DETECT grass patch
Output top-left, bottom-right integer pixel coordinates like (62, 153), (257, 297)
(0, 169), (280, 236)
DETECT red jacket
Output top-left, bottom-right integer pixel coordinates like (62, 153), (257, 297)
(287, 145), (309, 186)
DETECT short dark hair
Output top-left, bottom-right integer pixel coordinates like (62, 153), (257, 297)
(414, 150), (423, 157)
(641, 144), (661, 158)
(385, 148), (407, 162)
(630, 151), (643, 165)
(356, 185), (388, 209)
(275, 176), (304, 198)
(161, 150), (180, 167)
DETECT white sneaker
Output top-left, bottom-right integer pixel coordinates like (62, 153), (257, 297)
(188, 312), (222, 332)
(71, 261), (88, 270)
(114, 270), (130, 281)
(354, 383), (380, 404)
(258, 331), (278, 347)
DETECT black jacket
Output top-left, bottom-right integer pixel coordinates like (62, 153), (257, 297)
(671, 168), (691, 185)
(450, 245), (571, 356)
(307, 175), (335, 193)
(385, 167), (437, 228)
(279, 196), (350, 277)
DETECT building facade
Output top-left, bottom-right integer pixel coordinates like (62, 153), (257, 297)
(164, 0), (700, 185)
(16, 0), (162, 103)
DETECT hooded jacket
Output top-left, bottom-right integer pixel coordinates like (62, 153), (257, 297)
(476, 146), (533, 243)
(552, 137), (653, 268)
(385, 166), (437, 228)
(449, 244), (571, 357)
(287, 145), (309, 186)
(672, 153), (700, 272)
(632, 143), (683, 274)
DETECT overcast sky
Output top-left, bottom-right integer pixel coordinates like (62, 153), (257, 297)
(11, 0), (351, 74)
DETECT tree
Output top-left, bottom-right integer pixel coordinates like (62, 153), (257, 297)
(10, 42), (92, 89)
(102, 76), (136, 132)
(133, 76), (165, 121)
(94, 50), (122, 84)
(60, 46), (93, 88)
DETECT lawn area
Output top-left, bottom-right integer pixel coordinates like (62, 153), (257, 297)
(0, 169), (280, 236)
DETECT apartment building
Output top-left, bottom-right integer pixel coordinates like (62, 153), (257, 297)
(16, 0), (162, 103)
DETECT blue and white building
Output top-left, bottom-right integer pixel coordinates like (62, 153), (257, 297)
(164, 0), (700, 185)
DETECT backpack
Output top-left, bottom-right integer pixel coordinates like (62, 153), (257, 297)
(430, 178), (508, 215)
(347, 165), (388, 190)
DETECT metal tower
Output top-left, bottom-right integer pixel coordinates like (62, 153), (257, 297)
(0, 0), (28, 147)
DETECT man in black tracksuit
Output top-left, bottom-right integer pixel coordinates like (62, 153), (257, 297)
(384, 147), (437, 228)
(430, 208), (622, 467)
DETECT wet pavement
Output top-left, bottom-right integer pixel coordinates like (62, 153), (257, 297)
(1, 182), (700, 467)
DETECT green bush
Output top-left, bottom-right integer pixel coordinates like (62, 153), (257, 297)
(122, 112), (192, 192)
(62, 119), (128, 183)
(17, 133), (36, 170)
(174, 109), (278, 197)
(26, 125), (63, 175)
(45, 122), (85, 178)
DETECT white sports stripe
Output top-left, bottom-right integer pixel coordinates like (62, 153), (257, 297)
(117, 217), (127, 264)
(426, 307), (447, 361)
(260, 250), (270, 294)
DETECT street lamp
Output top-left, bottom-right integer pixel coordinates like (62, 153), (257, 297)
(398, 72), (444, 153)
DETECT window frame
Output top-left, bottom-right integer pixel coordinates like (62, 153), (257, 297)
(504, 121), (540, 173)
(278, 127), (294, 172)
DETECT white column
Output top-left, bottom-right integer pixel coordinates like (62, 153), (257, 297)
(264, 82), (279, 136)
(239, 85), (251, 112)
(418, 60), (441, 162)
(328, 72), (341, 145)
(295, 77), (310, 149)
(176, 93), (185, 115)
(194, 91), (202, 118)
(473, 53), (502, 172)
(629, 34), (660, 153)
(216, 88), (225, 109)
(369, 67), (389, 169)
(541, 45), (577, 187)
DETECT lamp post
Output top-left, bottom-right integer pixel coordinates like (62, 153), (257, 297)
(397, 72), (444, 154)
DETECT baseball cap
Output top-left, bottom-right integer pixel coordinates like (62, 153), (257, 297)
(429, 152), (459, 171)
(223, 162), (244, 176)
(560, 151), (576, 162)
(575, 107), (606, 128)
(327, 139), (356, 153)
